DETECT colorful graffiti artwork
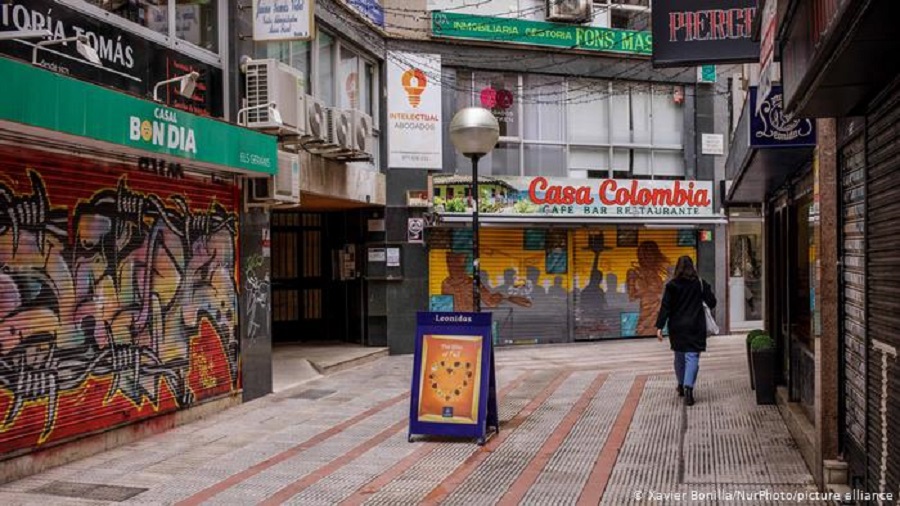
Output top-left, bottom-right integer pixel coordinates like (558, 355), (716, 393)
(0, 147), (238, 453)
(429, 227), (696, 344)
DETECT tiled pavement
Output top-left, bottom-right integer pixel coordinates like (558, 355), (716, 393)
(0, 335), (822, 505)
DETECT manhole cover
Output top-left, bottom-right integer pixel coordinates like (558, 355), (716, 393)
(289, 388), (336, 400)
(31, 481), (147, 502)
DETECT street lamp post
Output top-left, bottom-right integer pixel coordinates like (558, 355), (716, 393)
(449, 107), (500, 313)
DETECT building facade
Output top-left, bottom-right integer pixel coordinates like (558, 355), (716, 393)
(381, 0), (729, 351)
(727, 0), (900, 496)
(0, 0), (278, 480)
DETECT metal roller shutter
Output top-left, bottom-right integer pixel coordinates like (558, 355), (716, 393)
(840, 135), (867, 480)
(865, 83), (900, 495)
(572, 227), (698, 340)
(428, 227), (572, 345)
(0, 144), (239, 456)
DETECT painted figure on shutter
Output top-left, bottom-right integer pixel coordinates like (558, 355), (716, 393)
(0, 164), (238, 451)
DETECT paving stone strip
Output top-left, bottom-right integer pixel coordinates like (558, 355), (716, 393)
(264, 369), (534, 506)
(579, 375), (649, 505)
(520, 373), (633, 505)
(360, 369), (564, 506)
(335, 370), (534, 506)
(438, 371), (597, 506)
(171, 391), (409, 506)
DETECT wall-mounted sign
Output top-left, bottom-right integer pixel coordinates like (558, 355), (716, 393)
(345, 0), (385, 28)
(432, 175), (715, 218)
(0, 58), (276, 174)
(701, 133), (725, 155)
(432, 12), (652, 56)
(0, 0), (223, 116)
(651, 0), (760, 68)
(698, 65), (717, 83)
(408, 218), (425, 243)
(253, 0), (315, 41)
(408, 312), (498, 443)
(388, 52), (443, 169)
(368, 247), (386, 262)
(387, 247), (401, 267)
(749, 86), (816, 148)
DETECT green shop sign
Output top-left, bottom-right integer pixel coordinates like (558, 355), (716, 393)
(431, 12), (652, 56)
(0, 57), (276, 175)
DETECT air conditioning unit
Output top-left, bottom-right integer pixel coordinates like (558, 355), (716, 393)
(352, 110), (374, 158)
(327, 107), (355, 152)
(546, 0), (591, 23)
(305, 95), (328, 142)
(248, 151), (300, 204)
(244, 59), (305, 136)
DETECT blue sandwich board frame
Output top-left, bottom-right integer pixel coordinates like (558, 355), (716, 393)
(408, 312), (499, 445)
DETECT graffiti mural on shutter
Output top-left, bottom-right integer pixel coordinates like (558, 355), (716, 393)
(427, 226), (698, 342)
(572, 228), (697, 339)
(428, 228), (571, 345)
(0, 145), (239, 455)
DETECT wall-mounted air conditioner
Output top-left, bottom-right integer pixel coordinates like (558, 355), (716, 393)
(243, 59), (305, 136)
(352, 110), (374, 159)
(248, 151), (300, 205)
(327, 107), (355, 152)
(546, 0), (591, 23)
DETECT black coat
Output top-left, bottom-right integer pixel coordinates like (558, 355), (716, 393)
(655, 276), (717, 353)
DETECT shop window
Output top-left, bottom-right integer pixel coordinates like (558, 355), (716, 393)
(317, 33), (335, 106)
(255, 40), (311, 94)
(567, 80), (610, 145)
(728, 219), (764, 326)
(86, 0), (169, 37)
(446, 70), (685, 179)
(86, 0), (219, 53)
(524, 145), (565, 177)
(523, 75), (564, 142)
(474, 72), (520, 139)
(176, 0), (217, 52)
(486, 143), (521, 177)
(339, 46), (361, 110)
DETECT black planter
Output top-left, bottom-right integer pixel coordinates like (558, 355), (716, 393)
(746, 340), (756, 390)
(751, 348), (777, 405)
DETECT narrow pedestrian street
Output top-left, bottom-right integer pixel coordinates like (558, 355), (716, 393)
(0, 335), (818, 505)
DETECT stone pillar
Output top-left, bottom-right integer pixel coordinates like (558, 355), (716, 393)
(814, 118), (840, 487)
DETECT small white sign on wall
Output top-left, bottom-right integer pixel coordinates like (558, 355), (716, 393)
(701, 133), (725, 156)
(253, 0), (315, 41)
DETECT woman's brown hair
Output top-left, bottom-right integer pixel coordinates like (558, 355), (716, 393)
(673, 255), (698, 280)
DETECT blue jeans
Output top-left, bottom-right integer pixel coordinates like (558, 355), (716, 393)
(674, 352), (700, 388)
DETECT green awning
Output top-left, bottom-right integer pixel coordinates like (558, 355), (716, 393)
(0, 56), (277, 175)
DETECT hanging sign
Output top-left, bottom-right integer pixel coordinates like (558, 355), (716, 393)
(409, 312), (498, 444)
(651, 0), (760, 68)
(749, 86), (816, 148)
(387, 52), (443, 169)
(253, 0), (315, 41)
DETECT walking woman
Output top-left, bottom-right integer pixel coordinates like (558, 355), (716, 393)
(655, 256), (717, 406)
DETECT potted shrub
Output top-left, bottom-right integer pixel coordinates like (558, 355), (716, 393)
(746, 329), (765, 390)
(750, 334), (777, 405)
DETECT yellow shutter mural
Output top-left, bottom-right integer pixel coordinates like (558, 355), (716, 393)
(428, 226), (697, 343)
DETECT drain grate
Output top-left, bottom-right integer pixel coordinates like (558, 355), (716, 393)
(31, 481), (147, 502)
(289, 388), (337, 400)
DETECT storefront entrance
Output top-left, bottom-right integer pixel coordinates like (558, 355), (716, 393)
(427, 226), (699, 344)
(270, 210), (368, 345)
